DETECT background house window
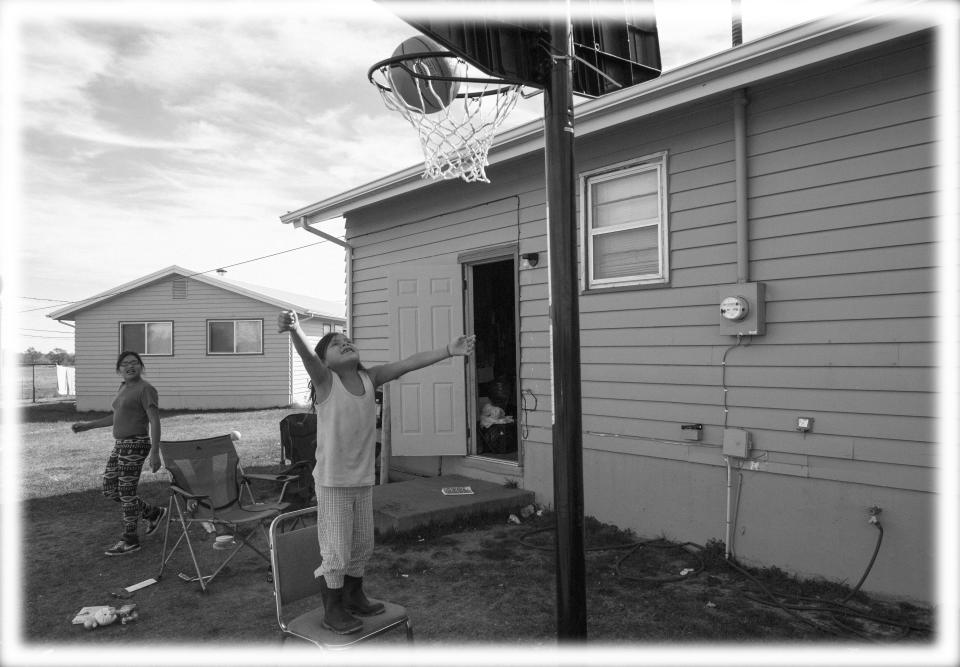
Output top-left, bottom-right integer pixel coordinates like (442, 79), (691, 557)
(207, 319), (263, 354)
(581, 153), (668, 289)
(120, 321), (173, 355)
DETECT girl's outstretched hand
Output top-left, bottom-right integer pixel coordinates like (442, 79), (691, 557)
(277, 310), (299, 333)
(448, 335), (477, 357)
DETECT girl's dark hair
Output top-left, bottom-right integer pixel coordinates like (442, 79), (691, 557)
(116, 350), (145, 371)
(307, 332), (364, 405)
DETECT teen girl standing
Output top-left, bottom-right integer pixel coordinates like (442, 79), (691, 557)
(72, 351), (166, 556)
(278, 310), (475, 634)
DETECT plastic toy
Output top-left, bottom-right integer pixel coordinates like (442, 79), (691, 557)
(73, 603), (139, 630)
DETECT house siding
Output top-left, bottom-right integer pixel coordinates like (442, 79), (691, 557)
(74, 277), (332, 410)
(340, 32), (937, 600)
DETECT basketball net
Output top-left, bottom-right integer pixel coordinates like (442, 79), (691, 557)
(370, 56), (523, 183)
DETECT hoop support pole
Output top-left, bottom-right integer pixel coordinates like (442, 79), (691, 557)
(544, 5), (587, 642)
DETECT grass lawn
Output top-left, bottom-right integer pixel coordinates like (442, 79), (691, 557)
(11, 402), (936, 660)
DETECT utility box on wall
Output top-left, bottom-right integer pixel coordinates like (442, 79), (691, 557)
(718, 282), (766, 336)
(722, 428), (751, 458)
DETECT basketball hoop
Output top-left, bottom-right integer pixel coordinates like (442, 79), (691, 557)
(368, 44), (525, 184)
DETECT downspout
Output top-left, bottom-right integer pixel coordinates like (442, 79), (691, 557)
(298, 216), (353, 334)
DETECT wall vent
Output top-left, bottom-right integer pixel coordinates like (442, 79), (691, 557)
(172, 278), (187, 299)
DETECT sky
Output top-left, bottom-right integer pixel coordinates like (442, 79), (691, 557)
(0, 0), (881, 356)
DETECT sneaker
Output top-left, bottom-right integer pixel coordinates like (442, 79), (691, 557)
(212, 535), (238, 550)
(105, 540), (141, 556)
(143, 507), (167, 536)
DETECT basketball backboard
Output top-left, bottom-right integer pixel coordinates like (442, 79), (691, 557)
(376, 0), (661, 97)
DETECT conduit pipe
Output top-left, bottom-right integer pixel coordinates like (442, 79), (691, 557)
(725, 456), (733, 560)
(734, 88), (750, 283)
(725, 88), (750, 560)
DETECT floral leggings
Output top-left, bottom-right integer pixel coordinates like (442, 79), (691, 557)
(102, 436), (158, 543)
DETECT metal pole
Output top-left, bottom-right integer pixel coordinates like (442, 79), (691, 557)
(32, 363), (37, 403)
(543, 7), (587, 641)
(731, 0), (743, 47)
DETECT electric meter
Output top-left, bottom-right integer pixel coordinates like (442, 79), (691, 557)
(720, 295), (749, 321)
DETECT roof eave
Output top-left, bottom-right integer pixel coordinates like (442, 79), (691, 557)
(47, 266), (345, 321)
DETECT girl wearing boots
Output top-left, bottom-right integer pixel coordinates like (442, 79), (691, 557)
(279, 311), (475, 635)
(72, 350), (166, 556)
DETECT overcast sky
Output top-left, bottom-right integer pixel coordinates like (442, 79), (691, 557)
(2, 0), (881, 354)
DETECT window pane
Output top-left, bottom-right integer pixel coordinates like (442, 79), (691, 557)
(209, 321), (234, 353)
(146, 323), (172, 355)
(236, 321), (262, 353)
(591, 171), (658, 229)
(121, 323), (145, 353)
(593, 227), (660, 280)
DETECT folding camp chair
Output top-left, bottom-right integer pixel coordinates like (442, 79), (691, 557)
(269, 507), (413, 648)
(158, 434), (296, 592)
(278, 413), (318, 506)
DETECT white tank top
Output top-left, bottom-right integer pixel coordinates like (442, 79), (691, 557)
(313, 369), (377, 487)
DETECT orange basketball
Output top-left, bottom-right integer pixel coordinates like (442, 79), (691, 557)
(389, 36), (460, 114)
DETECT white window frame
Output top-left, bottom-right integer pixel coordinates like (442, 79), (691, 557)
(206, 319), (264, 355)
(579, 151), (669, 290)
(119, 321), (174, 356)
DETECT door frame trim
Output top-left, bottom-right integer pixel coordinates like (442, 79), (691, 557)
(460, 248), (522, 463)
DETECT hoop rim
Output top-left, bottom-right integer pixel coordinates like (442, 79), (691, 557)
(367, 50), (532, 95)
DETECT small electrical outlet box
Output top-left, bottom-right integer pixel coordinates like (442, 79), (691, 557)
(722, 428), (751, 458)
(719, 282), (766, 336)
(796, 416), (814, 433)
(680, 423), (702, 441)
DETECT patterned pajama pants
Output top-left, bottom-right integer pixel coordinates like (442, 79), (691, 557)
(314, 485), (375, 589)
(102, 436), (156, 544)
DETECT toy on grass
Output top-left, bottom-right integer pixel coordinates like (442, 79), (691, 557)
(73, 603), (139, 630)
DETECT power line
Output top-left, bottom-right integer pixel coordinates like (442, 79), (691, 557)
(18, 236), (344, 315)
(20, 328), (75, 333)
(20, 333), (75, 339)
(18, 296), (73, 303)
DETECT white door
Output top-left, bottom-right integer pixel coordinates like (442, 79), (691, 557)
(387, 264), (467, 456)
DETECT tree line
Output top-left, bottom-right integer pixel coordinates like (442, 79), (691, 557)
(20, 347), (75, 366)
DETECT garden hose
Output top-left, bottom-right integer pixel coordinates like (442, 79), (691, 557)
(518, 527), (704, 584)
(721, 519), (931, 638)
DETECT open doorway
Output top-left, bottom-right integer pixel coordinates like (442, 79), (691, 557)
(466, 257), (519, 463)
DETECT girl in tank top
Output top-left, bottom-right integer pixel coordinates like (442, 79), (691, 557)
(279, 310), (474, 634)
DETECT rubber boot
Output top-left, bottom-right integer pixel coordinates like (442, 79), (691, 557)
(318, 578), (362, 634)
(342, 574), (385, 616)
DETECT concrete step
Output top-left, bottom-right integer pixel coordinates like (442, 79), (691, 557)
(372, 474), (535, 538)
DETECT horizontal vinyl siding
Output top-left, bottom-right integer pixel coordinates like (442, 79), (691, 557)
(74, 277), (338, 410)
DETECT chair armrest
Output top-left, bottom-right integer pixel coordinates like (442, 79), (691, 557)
(169, 483), (210, 501)
(244, 473), (299, 484)
(278, 460), (313, 475)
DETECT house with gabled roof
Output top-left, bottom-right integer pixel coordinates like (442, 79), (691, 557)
(276, 6), (950, 603)
(48, 266), (345, 411)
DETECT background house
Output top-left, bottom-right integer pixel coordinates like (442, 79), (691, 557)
(280, 13), (943, 601)
(48, 266), (345, 411)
